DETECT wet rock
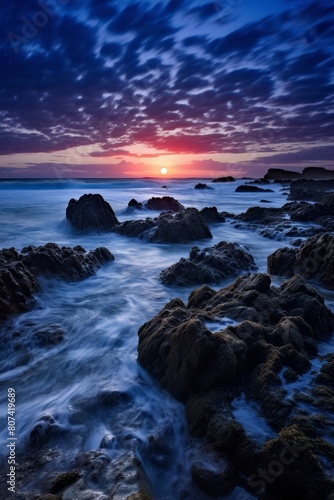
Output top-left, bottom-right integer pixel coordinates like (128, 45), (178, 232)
(114, 218), (156, 238)
(289, 179), (334, 202)
(0, 248), (38, 322)
(160, 241), (257, 286)
(264, 168), (300, 181)
(21, 243), (114, 281)
(100, 434), (117, 449)
(191, 453), (236, 496)
(50, 470), (81, 494)
(268, 233), (334, 288)
(30, 415), (69, 448)
(212, 176), (235, 183)
(31, 325), (65, 347)
(148, 208), (212, 243)
(237, 206), (282, 222)
(126, 494), (152, 500)
(250, 425), (334, 499)
(66, 193), (119, 231)
(194, 183), (213, 189)
(284, 199), (334, 222)
(199, 206), (225, 223)
(128, 199), (143, 210)
(315, 355), (334, 387)
(282, 368), (299, 382)
(235, 185), (274, 193)
(37, 495), (61, 500)
(145, 196), (184, 212)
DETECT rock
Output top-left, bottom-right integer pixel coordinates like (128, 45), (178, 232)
(284, 200), (334, 222)
(20, 243), (114, 281)
(126, 495), (152, 500)
(260, 199), (271, 203)
(289, 179), (334, 202)
(37, 495), (61, 500)
(264, 168), (300, 181)
(50, 470), (81, 494)
(282, 368), (299, 382)
(0, 248), (39, 322)
(128, 199), (143, 210)
(31, 325), (65, 347)
(194, 183), (213, 190)
(161, 185), (167, 189)
(145, 196), (184, 212)
(148, 208), (212, 243)
(249, 425), (334, 499)
(199, 206), (225, 223)
(66, 193), (119, 231)
(114, 218), (156, 238)
(29, 414), (69, 448)
(212, 176), (235, 183)
(237, 206), (282, 222)
(268, 233), (334, 288)
(235, 185), (274, 193)
(160, 241), (257, 286)
(191, 453), (235, 496)
(267, 247), (297, 276)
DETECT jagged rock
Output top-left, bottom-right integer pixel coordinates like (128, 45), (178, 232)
(289, 179), (334, 202)
(191, 453), (236, 496)
(114, 218), (156, 238)
(237, 206), (282, 222)
(212, 176), (235, 183)
(264, 168), (300, 181)
(66, 193), (119, 231)
(20, 243), (114, 281)
(268, 233), (334, 287)
(145, 196), (184, 212)
(148, 208), (212, 243)
(0, 248), (38, 322)
(128, 199), (143, 210)
(284, 200), (334, 222)
(0, 244), (114, 323)
(199, 206), (225, 223)
(160, 241), (257, 286)
(235, 185), (274, 193)
(50, 470), (81, 494)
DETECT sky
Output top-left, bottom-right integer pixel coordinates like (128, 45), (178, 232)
(0, 0), (334, 178)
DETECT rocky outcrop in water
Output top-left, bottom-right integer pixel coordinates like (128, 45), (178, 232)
(268, 233), (334, 287)
(235, 185), (274, 193)
(212, 176), (235, 183)
(264, 166), (334, 181)
(138, 273), (334, 497)
(145, 196), (184, 212)
(0, 248), (38, 322)
(0, 244), (114, 322)
(194, 183), (213, 190)
(160, 241), (257, 286)
(288, 179), (334, 202)
(66, 194), (119, 231)
(199, 206), (225, 223)
(128, 199), (143, 210)
(116, 208), (212, 243)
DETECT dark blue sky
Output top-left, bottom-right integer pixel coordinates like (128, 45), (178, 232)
(0, 0), (333, 177)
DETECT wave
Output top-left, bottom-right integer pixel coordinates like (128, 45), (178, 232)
(0, 178), (175, 190)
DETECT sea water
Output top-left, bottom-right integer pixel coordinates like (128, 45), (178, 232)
(0, 178), (330, 498)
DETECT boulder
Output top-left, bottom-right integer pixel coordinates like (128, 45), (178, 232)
(199, 206), (225, 223)
(160, 241), (257, 286)
(264, 168), (300, 181)
(288, 179), (334, 202)
(145, 196), (184, 212)
(66, 193), (119, 231)
(235, 185), (274, 193)
(128, 199), (143, 210)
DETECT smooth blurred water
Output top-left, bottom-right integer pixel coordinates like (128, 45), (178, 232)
(0, 178), (329, 498)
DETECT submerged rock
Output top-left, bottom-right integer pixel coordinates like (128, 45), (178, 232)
(194, 183), (213, 190)
(268, 233), (334, 287)
(128, 199), (143, 210)
(66, 193), (119, 231)
(199, 206), (225, 223)
(160, 241), (257, 286)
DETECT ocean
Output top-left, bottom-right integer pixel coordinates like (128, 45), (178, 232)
(0, 178), (333, 499)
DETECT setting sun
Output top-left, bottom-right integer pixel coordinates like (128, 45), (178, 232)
(160, 167), (168, 175)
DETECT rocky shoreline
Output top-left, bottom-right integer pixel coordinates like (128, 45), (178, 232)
(1, 171), (334, 499)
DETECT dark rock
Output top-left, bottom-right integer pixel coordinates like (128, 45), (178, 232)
(20, 242), (114, 281)
(237, 206), (282, 222)
(50, 470), (81, 494)
(160, 241), (257, 286)
(29, 414), (69, 448)
(212, 176), (235, 183)
(66, 193), (119, 231)
(248, 178), (271, 185)
(199, 206), (225, 223)
(289, 179), (334, 202)
(31, 325), (65, 347)
(148, 208), (212, 243)
(284, 200), (334, 222)
(145, 196), (184, 212)
(114, 218), (156, 238)
(194, 183), (213, 190)
(161, 185), (167, 189)
(235, 185), (274, 193)
(282, 368), (299, 382)
(267, 247), (297, 277)
(268, 233), (334, 288)
(0, 248), (38, 322)
(250, 425), (334, 499)
(264, 168), (300, 181)
(128, 199), (143, 210)
(260, 199), (271, 203)
(191, 454), (235, 496)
